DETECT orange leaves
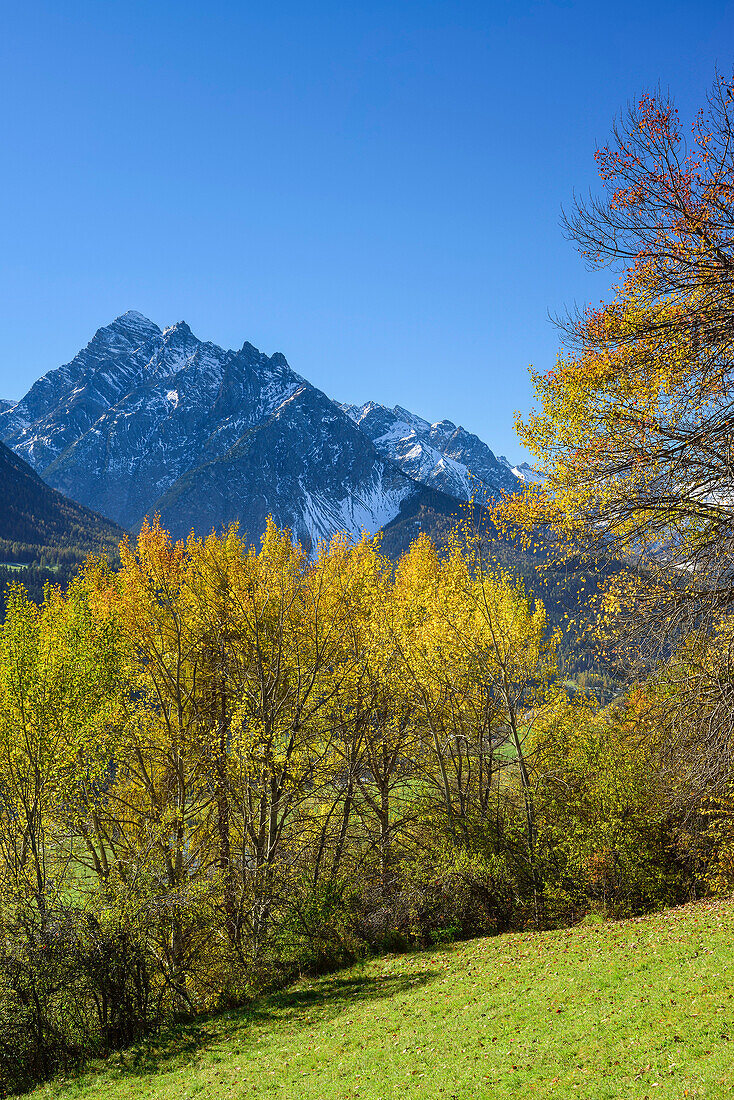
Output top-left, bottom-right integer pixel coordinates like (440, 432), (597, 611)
(595, 94), (690, 215)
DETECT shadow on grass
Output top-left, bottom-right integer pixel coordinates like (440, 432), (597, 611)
(110, 967), (438, 1080)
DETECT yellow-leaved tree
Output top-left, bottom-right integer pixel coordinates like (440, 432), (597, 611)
(504, 77), (734, 653)
(500, 74), (734, 878)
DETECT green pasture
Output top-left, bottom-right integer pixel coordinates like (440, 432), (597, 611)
(31, 897), (734, 1099)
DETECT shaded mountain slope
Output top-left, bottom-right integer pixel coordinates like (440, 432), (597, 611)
(153, 383), (416, 546)
(0, 440), (125, 555)
(0, 440), (126, 614)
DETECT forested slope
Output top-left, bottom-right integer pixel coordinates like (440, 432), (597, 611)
(0, 441), (125, 611)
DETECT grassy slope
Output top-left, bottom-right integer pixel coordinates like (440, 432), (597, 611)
(33, 899), (734, 1100)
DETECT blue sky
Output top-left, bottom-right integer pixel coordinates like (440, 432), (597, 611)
(1, 1), (731, 459)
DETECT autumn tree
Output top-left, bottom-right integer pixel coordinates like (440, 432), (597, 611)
(0, 581), (119, 914)
(506, 75), (734, 659)
(387, 528), (562, 928)
(0, 578), (124, 1085)
(500, 74), (734, 830)
(532, 691), (678, 917)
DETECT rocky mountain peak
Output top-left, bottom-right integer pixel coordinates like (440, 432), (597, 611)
(161, 320), (193, 339)
(0, 314), (526, 549)
(98, 311), (162, 346)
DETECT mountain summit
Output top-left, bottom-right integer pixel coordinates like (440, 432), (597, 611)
(0, 314), (525, 546)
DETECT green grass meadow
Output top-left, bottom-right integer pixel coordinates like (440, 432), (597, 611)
(31, 898), (734, 1100)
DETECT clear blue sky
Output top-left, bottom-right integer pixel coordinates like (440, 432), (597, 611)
(1, 1), (731, 459)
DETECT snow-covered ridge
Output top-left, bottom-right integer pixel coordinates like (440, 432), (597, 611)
(498, 456), (545, 485)
(339, 401), (525, 502)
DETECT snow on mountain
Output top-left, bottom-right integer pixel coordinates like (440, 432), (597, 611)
(498, 456), (545, 485)
(339, 401), (523, 500)
(0, 313), (528, 549)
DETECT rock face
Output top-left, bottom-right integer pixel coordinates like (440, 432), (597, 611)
(1, 312), (526, 547)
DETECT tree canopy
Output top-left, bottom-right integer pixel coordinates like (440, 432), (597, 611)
(505, 75), (734, 655)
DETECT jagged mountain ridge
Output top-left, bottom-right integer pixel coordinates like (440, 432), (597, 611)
(0, 312), (526, 546)
(339, 400), (525, 500)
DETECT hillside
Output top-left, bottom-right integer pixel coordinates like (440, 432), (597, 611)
(0, 441), (125, 611)
(29, 898), (734, 1100)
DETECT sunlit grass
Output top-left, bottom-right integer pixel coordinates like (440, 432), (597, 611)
(31, 897), (734, 1099)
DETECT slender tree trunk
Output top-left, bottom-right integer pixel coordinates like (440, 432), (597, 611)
(216, 678), (237, 943)
(332, 773), (354, 877)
